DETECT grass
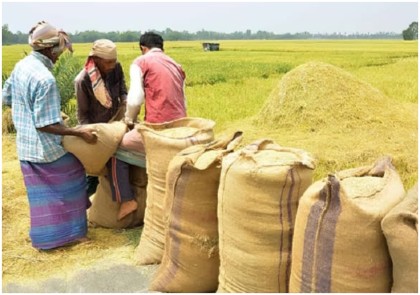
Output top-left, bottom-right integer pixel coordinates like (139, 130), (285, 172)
(1, 40), (418, 287)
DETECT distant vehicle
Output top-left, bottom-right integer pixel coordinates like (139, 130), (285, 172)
(202, 43), (220, 51)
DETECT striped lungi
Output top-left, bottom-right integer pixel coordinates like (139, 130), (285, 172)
(20, 153), (88, 250)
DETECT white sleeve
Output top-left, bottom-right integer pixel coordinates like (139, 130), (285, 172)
(124, 63), (145, 124)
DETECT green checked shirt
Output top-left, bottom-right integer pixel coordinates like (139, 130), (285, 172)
(2, 51), (67, 163)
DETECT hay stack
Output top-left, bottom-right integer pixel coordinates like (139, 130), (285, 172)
(257, 61), (399, 131)
(254, 61), (417, 187)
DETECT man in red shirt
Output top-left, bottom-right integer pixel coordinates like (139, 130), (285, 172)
(111, 32), (187, 220)
(124, 31), (186, 125)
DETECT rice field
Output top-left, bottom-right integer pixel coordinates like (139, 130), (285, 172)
(2, 40), (418, 287)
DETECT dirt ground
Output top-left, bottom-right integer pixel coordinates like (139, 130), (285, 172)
(3, 259), (158, 293)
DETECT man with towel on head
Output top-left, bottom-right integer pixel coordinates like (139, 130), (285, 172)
(2, 21), (97, 250)
(75, 39), (128, 197)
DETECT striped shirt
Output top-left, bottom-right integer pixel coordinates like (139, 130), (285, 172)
(2, 51), (67, 163)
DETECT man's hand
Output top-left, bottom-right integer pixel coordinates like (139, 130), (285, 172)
(122, 117), (135, 130)
(75, 126), (98, 144)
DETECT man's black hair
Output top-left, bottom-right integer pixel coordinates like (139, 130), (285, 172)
(139, 32), (164, 50)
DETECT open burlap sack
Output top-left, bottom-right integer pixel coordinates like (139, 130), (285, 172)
(217, 139), (315, 293)
(289, 156), (406, 293)
(87, 174), (147, 229)
(382, 183), (418, 293)
(62, 121), (127, 175)
(150, 132), (243, 293)
(134, 117), (216, 265)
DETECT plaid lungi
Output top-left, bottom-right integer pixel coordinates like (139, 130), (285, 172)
(20, 153), (88, 249)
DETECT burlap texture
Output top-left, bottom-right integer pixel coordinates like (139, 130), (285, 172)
(87, 174), (147, 229)
(217, 139), (315, 293)
(62, 121), (127, 175)
(289, 157), (406, 293)
(134, 117), (215, 265)
(382, 183), (418, 293)
(149, 132), (243, 293)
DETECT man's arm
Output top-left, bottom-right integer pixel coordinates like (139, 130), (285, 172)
(74, 73), (91, 124)
(124, 63), (145, 126)
(38, 123), (97, 144)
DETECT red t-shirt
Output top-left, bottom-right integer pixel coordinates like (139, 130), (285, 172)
(133, 49), (186, 123)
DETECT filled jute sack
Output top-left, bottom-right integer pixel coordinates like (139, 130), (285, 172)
(217, 139), (315, 293)
(381, 183), (418, 293)
(62, 121), (127, 175)
(150, 132), (243, 293)
(134, 117), (216, 265)
(87, 168), (148, 229)
(289, 156), (406, 293)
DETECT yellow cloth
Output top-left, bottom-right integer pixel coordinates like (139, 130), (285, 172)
(89, 39), (117, 60)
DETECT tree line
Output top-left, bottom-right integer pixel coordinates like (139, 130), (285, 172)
(2, 23), (418, 45)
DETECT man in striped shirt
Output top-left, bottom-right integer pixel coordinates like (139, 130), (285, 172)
(2, 21), (97, 250)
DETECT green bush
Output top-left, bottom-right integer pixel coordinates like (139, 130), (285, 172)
(52, 52), (84, 113)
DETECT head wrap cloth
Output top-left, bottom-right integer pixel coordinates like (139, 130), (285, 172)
(84, 39), (117, 109)
(89, 39), (117, 60)
(28, 21), (73, 53)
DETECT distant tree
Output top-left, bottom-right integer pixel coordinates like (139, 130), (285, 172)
(402, 22), (418, 40)
(0, 23), (405, 43)
(2, 24), (14, 44)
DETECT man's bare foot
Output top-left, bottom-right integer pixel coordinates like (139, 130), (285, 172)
(117, 199), (138, 221)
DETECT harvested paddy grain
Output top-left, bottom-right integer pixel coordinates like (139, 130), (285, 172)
(258, 61), (403, 131)
(251, 61), (417, 188)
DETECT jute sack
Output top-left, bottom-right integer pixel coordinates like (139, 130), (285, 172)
(62, 121), (127, 175)
(381, 183), (418, 293)
(88, 175), (147, 229)
(217, 139), (315, 293)
(150, 132), (243, 293)
(134, 117), (216, 265)
(289, 156), (405, 293)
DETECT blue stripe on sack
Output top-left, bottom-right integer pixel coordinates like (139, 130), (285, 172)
(314, 176), (341, 293)
(300, 186), (327, 292)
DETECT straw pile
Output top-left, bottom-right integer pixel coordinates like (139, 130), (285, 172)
(258, 61), (401, 131)
(252, 61), (417, 187)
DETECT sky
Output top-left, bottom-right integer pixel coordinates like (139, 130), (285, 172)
(1, 1), (419, 35)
